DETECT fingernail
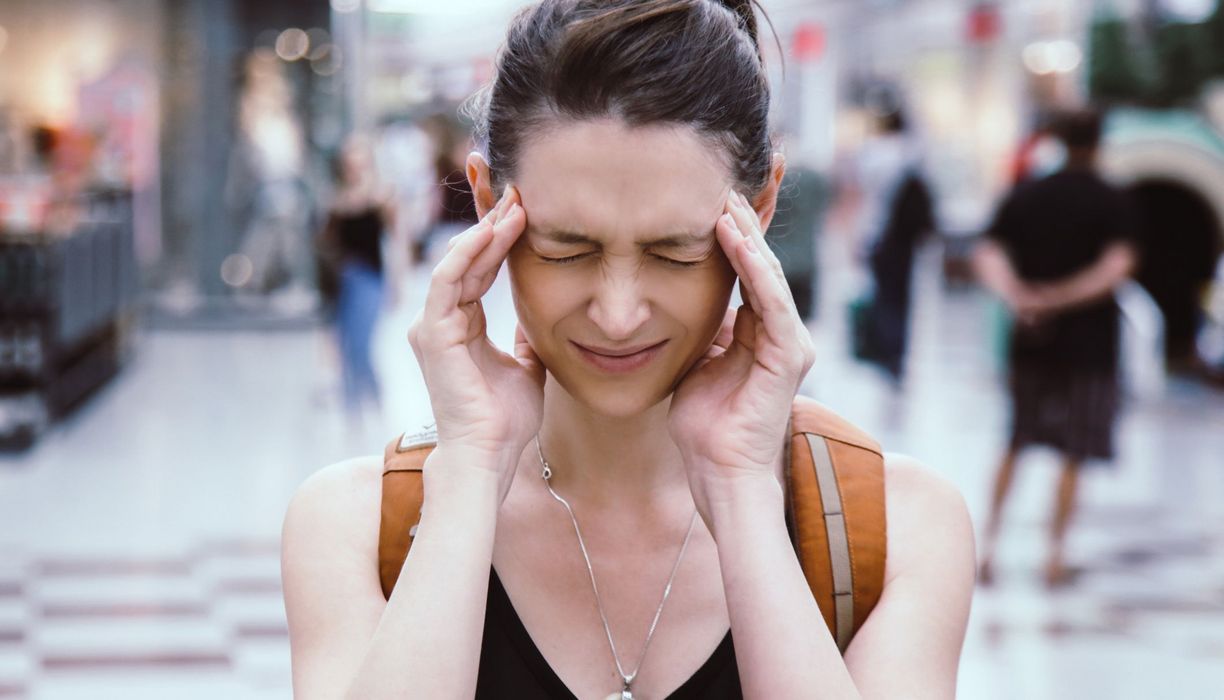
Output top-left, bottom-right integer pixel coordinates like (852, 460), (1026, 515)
(722, 212), (739, 231)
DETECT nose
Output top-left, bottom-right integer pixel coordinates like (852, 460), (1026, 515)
(587, 269), (651, 341)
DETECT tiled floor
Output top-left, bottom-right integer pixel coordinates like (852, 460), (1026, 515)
(1, 237), (1222, 698)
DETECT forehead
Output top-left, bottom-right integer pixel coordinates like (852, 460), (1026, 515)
(514, 118), (731, 241)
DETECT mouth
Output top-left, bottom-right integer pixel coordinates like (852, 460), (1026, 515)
(571, 340), (669, 374)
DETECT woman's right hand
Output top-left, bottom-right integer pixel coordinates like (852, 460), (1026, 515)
(407, 187), (544, 496)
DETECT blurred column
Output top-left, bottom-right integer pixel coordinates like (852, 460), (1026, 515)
(160, 0), (240, 304)
(332, 0), (368, 133)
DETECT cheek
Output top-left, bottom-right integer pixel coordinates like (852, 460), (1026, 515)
(654, 261), (736, 341)
(507, 250), (581, 341)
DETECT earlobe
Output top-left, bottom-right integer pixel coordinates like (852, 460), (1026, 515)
(466, 151), (497, 218)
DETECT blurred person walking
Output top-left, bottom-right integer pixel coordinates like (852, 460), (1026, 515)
(317, 135), (397, 427)
(974, 109), (1138, 587)
(849, 106), (934, 384)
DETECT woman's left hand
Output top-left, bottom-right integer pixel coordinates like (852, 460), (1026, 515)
(668, 190), (816, 520)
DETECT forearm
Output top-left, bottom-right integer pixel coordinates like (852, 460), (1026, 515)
(971, 241), (1023, 301)
(1037, 244), (1135, 313)
(706, 475), (860, 700)
(346, 450), (502, 699)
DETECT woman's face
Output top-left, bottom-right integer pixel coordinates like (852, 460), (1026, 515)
(497, 119), (747, 417)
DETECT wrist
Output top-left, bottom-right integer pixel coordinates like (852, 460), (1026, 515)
(698, 471), (785, 540)
(422, 444), (514, 510)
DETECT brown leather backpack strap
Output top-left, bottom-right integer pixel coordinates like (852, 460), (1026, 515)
(786, 396), (887, 653)
(378, 426), (437, 600)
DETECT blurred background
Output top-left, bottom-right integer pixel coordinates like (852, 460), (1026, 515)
(0, 0), (1222, 697)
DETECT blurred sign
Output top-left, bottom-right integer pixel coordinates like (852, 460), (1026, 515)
(793, 23), (825, 63)
(966, 4), (1001, 44)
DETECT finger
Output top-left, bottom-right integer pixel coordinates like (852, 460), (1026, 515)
(464, 189), (525, 298)
(423, 221), (496, 321)
(710, 306), (736, 350)
(461, 203), (526, 302)
(729, 191), (803, 330)
(731, 302), (757, 352)
(717, 211), (763, 313)
(514, 324), (541, 361)
(449, 186), (513, 255)
(513, 324), (546, 382)
(714, 304), (758, 375)
(729, 190), (790, 294)
(734, 223), (804, 350)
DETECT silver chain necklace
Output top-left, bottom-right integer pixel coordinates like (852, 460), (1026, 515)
(536, 437), (698, 700)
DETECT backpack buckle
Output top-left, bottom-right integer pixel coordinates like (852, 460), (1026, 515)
(397, 423), (438, 452)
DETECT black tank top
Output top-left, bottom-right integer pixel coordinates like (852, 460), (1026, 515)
(333, 206), (384, 273)
(475, 569), (743, 698)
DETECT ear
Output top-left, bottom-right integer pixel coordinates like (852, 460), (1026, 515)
(466, 151), (497, 219)
(751, 152), (787, 231)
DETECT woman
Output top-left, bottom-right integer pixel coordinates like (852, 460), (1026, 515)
(283, 2), (975, 697)
(318, 135), (397, 420)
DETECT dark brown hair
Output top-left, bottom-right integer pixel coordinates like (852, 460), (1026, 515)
(469, 0), (773, 196)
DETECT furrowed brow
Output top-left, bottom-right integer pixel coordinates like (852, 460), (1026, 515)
(641, 231), (712, 249)
(532, 229), (600, 246)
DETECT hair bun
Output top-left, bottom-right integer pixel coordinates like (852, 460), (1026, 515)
(715, 0), (759, 50)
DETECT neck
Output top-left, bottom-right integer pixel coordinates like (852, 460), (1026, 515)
(532, 375), (690, 512)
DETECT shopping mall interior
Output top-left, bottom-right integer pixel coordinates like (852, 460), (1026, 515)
(1, 0), (1223, 697)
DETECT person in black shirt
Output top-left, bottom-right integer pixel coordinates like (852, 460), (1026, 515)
(974, 109), (1139, 587)
(317, 135), (397, 421)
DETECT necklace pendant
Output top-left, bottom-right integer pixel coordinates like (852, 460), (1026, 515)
(603, 690), (632, 700)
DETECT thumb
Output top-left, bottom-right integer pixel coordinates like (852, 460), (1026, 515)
(712, 305), (756, 374)
(514, 324), (546, 384)
(731, 303), (757, 352)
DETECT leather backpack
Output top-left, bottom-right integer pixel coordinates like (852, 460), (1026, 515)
(378, 396), (887, 653)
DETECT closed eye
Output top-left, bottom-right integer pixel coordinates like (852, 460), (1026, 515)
(537, 253), (702, 268)
(651, 254), (701, 268)
(538, 252), (593, 265)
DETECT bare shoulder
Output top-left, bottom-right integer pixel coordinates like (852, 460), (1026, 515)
(282, 455), (384, 566)
(840, 458), (975, 691)
(282, 456), (394, 696)
(881, 453), (976, 583)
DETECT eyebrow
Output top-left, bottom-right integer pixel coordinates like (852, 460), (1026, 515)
(530, 227), (712, 248)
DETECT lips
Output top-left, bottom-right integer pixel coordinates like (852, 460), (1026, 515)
(572, 340), (669, 373)
(576, 341), (663, 357)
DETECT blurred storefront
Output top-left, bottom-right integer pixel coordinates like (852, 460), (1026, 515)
(3, 0), (1223, 448)
(0, 0), (341, 445)
(3, 0), (1216, 330)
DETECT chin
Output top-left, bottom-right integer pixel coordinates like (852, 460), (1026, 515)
(554, 373), (673, 419)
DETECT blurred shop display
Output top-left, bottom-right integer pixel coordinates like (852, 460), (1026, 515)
(1090, 1), (1224, 107)
(0, 192), (136, 450)
(1086, 4), (1224, 373)
(0, 1), (156, 448)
